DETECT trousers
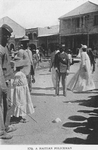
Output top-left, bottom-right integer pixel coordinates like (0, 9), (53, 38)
(0, 80), (14, 132)
(55, 71), (67, 96)
(51, 67), (56, 88)
(0, 89), (5, 134)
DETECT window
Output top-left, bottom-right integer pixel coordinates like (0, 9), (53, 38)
(94, 15), (98, 26)
(81, 16), (83, 26)
(33, 32), (37, 40)
(76, 18), (80, 28)
(28, 33), (32, 40)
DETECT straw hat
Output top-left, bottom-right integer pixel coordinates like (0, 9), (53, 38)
(15, 59), (28, 68)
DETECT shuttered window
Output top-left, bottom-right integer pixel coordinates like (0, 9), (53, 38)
(76, 18), (80, 28)
(94, 15), (98, 26)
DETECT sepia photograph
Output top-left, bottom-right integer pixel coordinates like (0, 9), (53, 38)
(0, 0), (98, 149)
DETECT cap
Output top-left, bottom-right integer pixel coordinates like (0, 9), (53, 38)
(2, 24), (13, 34)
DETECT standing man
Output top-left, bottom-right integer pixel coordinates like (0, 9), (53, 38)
(26, 44), (35, 83)
(54, 44), (70, 96)
(36, 47), (40, 67)
(87, 48), (96, 73)
(49, 44), (60, 89)
(0, 24), (16, 139)
(16, 36), (32, 92)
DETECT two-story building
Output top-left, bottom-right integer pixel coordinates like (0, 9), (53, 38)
(25, 27), (38, 50)
(26, 25), (59, 56)
(59, 1), (98, 54)
(38, 25), (59, 56)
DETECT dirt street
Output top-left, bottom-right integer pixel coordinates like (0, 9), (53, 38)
(1, 59), (98, 145)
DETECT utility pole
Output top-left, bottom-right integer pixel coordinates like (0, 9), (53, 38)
(87, 32), (89, 47)
(86, 15), (89, 47)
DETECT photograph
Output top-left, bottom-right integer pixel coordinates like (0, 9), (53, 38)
(0, 0), (98, 149)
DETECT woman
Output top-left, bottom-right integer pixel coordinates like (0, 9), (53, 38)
(67, 45), (95, 92)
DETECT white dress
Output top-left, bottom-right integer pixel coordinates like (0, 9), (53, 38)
(67, 51), (95, 92)
(12, 71), (34, 117)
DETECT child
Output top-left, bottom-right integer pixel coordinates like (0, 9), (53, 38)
(11, 65), (34, 123)
(67, 49), (73, 65)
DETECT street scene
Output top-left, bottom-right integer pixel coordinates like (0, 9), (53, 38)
(0, 0), (98, 149)
(1, 58), (98, 145)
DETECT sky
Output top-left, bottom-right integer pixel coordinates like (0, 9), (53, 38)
(0, 0), (98, 29)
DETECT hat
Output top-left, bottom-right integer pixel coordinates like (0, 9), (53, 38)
(62, 44), (65, 47)
(68, 49), (71, 52)
(81, 44), (87, 49)
(13, 59), (28, 68)
(2, 24), (13, 34)
(20, 36), (29, 41)
(55, 50), (60, 54)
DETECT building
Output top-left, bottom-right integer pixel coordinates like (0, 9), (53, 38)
(26, 27), (38, 50)
(59, 1), (98, 54)
(26, 25), (59, 56)
(38, 25), (59, 56)
(0, 16), (25, 50)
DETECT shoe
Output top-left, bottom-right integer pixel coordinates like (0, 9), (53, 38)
(0, 131), (5, 136)
(55, 93), (59, 96)
(5, 126), (17, 133)
(10, 116), (20, 124)
(63, 92), (67, 97)
(0, 133), (13, 139)
(19, 117), (27, 123)
(32, 78), (35, 83)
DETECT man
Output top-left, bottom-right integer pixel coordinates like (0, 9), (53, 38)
(0, 24), (16, 139)
(15, 36), (32, 92)
(36, 47), (40, 67)
(87, 47), (96, 73)
(26, 44), (35, 84)
(54, 44), (70, 96)
(49, 44), (60, 89)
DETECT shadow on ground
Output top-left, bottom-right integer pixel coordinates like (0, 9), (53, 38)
(32, 87), (63, 90)
(62, 95), (98, 144)
(31, 93), (55, 96)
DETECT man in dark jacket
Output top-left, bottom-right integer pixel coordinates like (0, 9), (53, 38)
(0, 24), (15, 139)
(54, 44), (70, 96)
(87, 48), (96, 72)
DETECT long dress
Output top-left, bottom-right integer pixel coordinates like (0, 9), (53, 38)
(67, 51), (95, 92)
(12, 71), (34, 117)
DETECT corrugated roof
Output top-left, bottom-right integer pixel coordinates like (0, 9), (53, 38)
(59, 1), (98, 19)
(38, 25), (59, 37)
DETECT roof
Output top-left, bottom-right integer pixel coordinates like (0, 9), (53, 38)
(38, 33), (58, 37)
(38, 25), (59, 37)
(0, 16), (25, 38)
(59, 1), (98, 19)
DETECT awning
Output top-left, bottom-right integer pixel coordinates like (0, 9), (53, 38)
(38, 33), (58, 37)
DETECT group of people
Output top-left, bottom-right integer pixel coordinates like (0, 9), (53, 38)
(0, 23), (96, 141)
(49, 44), (96, 96)
(0, 24), (35, 140)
